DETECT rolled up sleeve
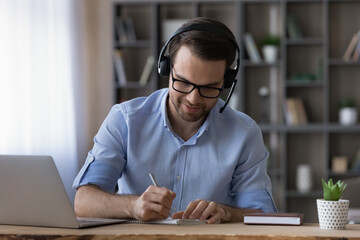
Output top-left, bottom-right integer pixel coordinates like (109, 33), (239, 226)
(72, 105), (128, 193)
(230, 124), (278, 213)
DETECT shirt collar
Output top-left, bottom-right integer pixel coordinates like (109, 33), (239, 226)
(160, 89), (171, 129)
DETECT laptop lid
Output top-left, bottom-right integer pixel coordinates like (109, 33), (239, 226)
(0, 155), (125, 228)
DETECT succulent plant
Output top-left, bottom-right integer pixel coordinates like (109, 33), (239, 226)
(321, 178), (347, 201)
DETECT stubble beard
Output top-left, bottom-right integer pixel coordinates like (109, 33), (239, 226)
(170, 94), (209, 123)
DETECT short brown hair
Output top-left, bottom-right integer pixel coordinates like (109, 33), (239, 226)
(168, 17), (237, 69)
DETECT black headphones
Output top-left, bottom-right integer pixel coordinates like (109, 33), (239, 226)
(157, 23), (240, 89)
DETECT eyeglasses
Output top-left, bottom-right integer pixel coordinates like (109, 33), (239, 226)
(171, 69), (223, 99)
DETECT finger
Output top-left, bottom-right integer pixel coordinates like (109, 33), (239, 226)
(135, 200), (170, 221)
(182, 199), (201, 219)
(146, 185), (175, 198)
(139, 192), (173, 218)
(206, 207), (225, 224)
(199, 201), (217, 220)
(188, 200), (211, 220)
(182, 200), (210, 220)
(206, 212), (222, 224)
(171, 211), (184, 219)
(143, 186), (175, 210)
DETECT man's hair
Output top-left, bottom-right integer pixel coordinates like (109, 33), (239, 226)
(168, 17), (237, 69)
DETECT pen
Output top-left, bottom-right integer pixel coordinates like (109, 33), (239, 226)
(149, 173), (172, 218)
(149, 173), (160, 187)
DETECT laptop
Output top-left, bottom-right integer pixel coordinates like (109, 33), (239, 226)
(0, 155), (127, 228)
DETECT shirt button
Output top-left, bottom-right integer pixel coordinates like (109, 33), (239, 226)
(172, 207), (177, 212)
(176, 175), (181, 181)
(89, 156), (94, 163)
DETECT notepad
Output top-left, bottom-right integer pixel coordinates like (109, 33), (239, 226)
(244, 212), (303, 226)
(128, 218), (207, 225)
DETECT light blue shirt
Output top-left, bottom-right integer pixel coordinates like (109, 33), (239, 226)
(73, 88), (277, 214)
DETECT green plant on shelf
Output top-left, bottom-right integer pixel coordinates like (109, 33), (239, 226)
(262, 34), (280, 46)
(338, 98), (355, 109)
(321, 178), (347, 201)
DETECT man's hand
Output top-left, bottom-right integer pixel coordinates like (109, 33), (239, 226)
(172, 199), (229, 224)
(132, 185), (176, 221)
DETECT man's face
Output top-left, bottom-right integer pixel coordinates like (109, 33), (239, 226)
(168, 45), (226, 123)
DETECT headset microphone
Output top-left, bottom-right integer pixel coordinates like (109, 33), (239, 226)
(219, 79), (237, 113)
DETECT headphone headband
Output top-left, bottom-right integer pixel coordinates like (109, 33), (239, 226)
(158, 22), (240, 89)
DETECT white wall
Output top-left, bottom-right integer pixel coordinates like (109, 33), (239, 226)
(75, 0), (114, 169)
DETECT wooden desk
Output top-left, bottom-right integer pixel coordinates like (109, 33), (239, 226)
(0, 223), (360, 240)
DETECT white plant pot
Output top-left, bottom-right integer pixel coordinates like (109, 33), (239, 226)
(317, 199), (349, 230)
(339, 107), (358, 125)
(262, 45), (278, 63)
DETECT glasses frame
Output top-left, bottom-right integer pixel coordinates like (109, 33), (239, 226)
(170, 68), (223, 99)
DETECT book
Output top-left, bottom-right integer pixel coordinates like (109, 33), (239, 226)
(351, 149), (360, 173)
(124, 18), (136, 42)
(139, 55), (155, 86)
(343, 31), (360, 61)
(116, 17), (128, 43)
(284, 98), (308, 125)
(113, 49), (127, 86)
(116, 17), (136, 43)
(351, 36), (360, 62)
(244, 212), (304, 226)
(294, 98), (308, 125)
(243, 33), (261, 63)
(128, 218), (206, 225)
(286, 14), (303, 39)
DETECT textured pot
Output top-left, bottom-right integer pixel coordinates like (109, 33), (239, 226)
(317, 199), (349, 230)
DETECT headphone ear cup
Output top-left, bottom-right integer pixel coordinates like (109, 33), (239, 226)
(158, 56), (171, 77)
(223, 69), (237, 88)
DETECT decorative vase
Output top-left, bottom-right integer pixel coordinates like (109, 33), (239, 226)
(262, 45), (278, 63)
(316, 199), (349, 230)
(339, 107), (358, 125)
(296, 164), (312, 193)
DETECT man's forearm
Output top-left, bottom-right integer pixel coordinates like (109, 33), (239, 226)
(74, 185), (137, 219)
(219, 204), (262, 222)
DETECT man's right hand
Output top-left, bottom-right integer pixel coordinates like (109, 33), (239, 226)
(131, 185), (176, 221)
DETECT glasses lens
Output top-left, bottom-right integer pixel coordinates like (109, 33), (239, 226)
(173, 80), (194, 93)
(199, 87), (221, 98)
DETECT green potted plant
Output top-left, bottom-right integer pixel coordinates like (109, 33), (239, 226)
(338, 98), (358, 125)
(317, 178), (349, 229)
(261, 34), (280, 63)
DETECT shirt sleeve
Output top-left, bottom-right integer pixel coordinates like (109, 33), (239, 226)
(72, 105), (128, 193)
(230, 124), (278, 213)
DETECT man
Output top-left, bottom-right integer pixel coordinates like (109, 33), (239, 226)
(73, 17), (277, 224)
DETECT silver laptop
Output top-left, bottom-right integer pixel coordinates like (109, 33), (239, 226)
(0, 155), (126, 228)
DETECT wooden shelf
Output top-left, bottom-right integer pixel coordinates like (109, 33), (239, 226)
(112, 0), (360, 223)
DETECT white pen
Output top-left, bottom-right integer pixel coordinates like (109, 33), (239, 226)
(149, 173), (160, 187)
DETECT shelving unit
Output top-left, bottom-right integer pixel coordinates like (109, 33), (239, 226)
(112, 0), (360, 222)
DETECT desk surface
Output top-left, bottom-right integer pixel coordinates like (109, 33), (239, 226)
(0, 223), (360, 240)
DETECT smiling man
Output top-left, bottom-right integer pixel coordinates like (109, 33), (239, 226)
(73, 17), (277, 224)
